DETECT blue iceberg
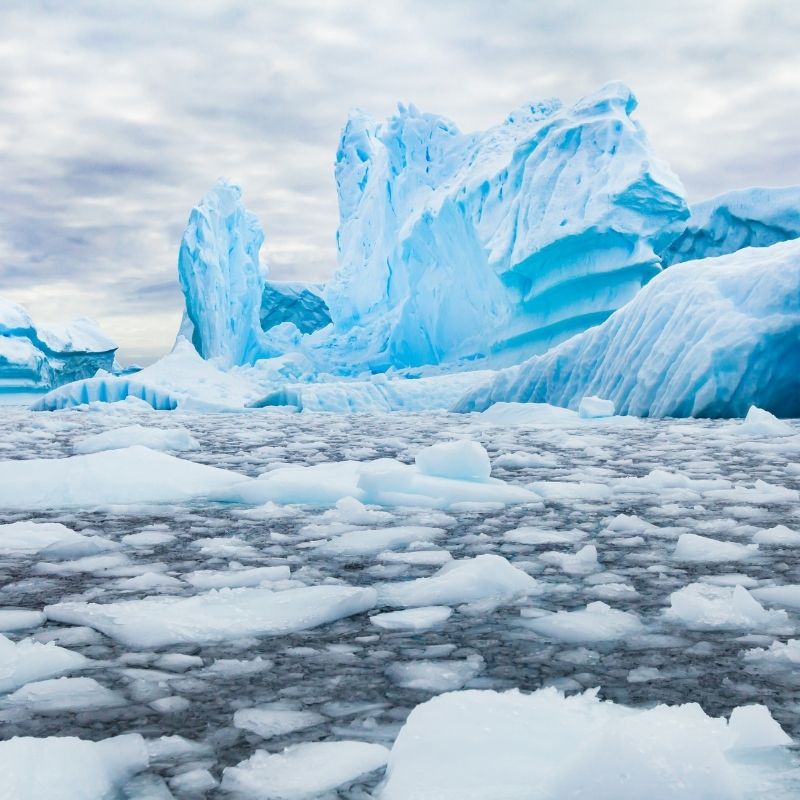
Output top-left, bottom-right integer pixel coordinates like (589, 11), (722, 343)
(454, 239), (800, 418)
(178, 180), (269, 368)
(0, 298), (116, 392)
(322, 81), (688, 371)
(660, 186), (800, 266)
(261, 281), (331, 335)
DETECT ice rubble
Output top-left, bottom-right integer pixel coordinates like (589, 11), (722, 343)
(45, 584), (378, 648)
(455, 238), (800, 418)
(380, 688), (792, 800)
(660, 185), (800, 266)
(228, 440), (540, 509)
(0, 733), (148, 800)
(0, 297), (116, 391)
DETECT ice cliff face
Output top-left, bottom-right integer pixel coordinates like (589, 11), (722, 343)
(660, 186), (800, 266)
(178, 180), (268, 368)
(324, 82), (688, 370)
(454, 239), (800, 418)
(0, 298), (116, 391)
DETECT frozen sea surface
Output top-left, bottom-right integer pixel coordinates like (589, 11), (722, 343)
(1, 405), (800, 797)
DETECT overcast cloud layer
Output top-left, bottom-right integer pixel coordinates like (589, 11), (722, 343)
(1, 1), (798, 363)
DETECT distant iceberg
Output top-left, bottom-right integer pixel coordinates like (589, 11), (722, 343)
(660, 186), (800, 266)
(0, 297), (116, 392)
(454, 239), (800, 418)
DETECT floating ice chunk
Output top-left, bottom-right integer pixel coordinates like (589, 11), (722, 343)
(744, 639), (800, 666)
(0, 446), (248, 509)
(380, 688), (792, 800)
(45, 585), (377, 648)
(2, 677), (125, 712)
(370, 607), (453, 631)
(740, 406), (795, 437)
(386, 655), (483, 692)
(0, 633), (87, 693)
(522, 601), (642, 643)
(540, 544), (600, 575)
(478, 402), (580, 426)
(315, 526), (445, 557)
(665, 583), (790, 631)
(613, 470), (731, 495)
(0, 733), (147, 800)
(673, 533), (759, 562)
(751, 585), (800, 610)
(0, 609), (45, 632)
(185, 566), (291, 589)
(529, 480), (611, 502)
(503, 526), (585, 545)
(414, 440), (491, 482)
(325, 496), (394, 525)
(233, 705), (326, 739)
(170, 768), (218, 795)
(0, 521), (95, 555)
(74, 425), (200, 454)
(493, 451), (558, 469)
(377, 555), (537, 608)
(753, 525), (800, 546)
(229, 445), (540, 510)
(221, 740), (389, 798)
(728, 705), (792, 749)
(377, 550), (453, 566)
(121, 529), (177, 547)
(116, 572), (184, 592)
(578, 396), (615, 419)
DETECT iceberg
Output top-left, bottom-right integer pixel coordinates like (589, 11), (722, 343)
(660, 186), (800, 266)
(0, 297), (116, 392)
(178, 179), (269, 367)
(321, 81), (687, 371)
(455, 238), (800, 418)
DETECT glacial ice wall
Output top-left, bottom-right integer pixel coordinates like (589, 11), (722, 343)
(323, 81), (688, 371)
(178, 180), (268, 367)
(454, 239), (800, 418)
(660, 186), (800, 266)
(0, 298), (116, 391)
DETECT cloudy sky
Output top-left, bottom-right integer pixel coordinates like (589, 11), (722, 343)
(1, 1), (798, 363)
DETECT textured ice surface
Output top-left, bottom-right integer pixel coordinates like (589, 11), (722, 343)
(381, 688), (792, 800)
(456, 239), (800, 418)
(74, 424), (200, 454)
(0, 297), (116, 391)
(0, 633), (87, 693)
(0, 406), (798, 796)
(324, 81), (686, 372)
(661, 186), (800, 266)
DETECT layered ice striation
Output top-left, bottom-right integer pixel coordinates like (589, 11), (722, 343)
(0, 298), (116, 392)
(660, 186), (800, 266)
(178, 179), (269, 367)
(323, 81), (687, 371)
(455, 238), (800, 418)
